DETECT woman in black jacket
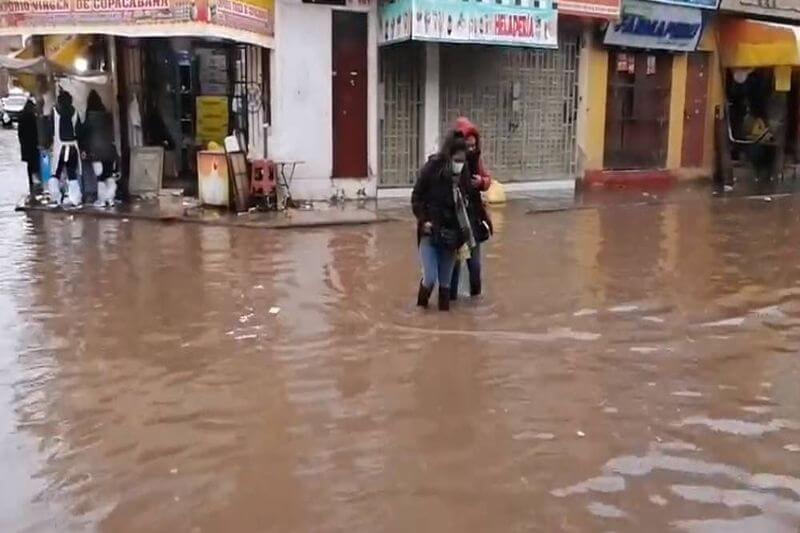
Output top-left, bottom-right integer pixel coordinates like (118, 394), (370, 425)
(411, 131), (472, 311)
(17, 99), (40, 195)
(79, 90), (116, 206)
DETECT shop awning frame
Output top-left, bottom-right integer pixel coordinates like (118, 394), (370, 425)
(719, 17), (800, 68)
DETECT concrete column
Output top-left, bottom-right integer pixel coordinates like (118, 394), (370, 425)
(107, 36), (122, 153)
(367, 4), (379, 181)
(575, 28), (592, 178)
(422, 42), (440, 159)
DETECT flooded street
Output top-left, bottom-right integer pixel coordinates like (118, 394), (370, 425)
(1, 128), (800, 532)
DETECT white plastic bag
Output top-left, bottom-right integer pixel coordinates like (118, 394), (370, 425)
(65, 180), (82, 207)
(47, 178), (62, 205)
(94, 181), (107, 208)
(104, 178), (117, 206)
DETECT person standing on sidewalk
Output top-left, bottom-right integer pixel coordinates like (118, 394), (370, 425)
(412, 130), (472, 311)
(79, 90), (118, 207)
(53, 90), (82, 206)
(450, 117), (492, 299)
(17, 99), (41, 197)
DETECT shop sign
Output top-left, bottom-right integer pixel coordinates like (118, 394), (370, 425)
(211, 0), (275, 38)
(647, 0), (718, 10)
(604, 0), (703, 52)
(0, 0), (193, 27)
(0, 0), (274, 41)
(379, 0), (558, 48)
(719, 0), (800, 21)
(558, 0), (621, 20)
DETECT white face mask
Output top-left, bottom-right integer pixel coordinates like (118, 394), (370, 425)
(452, 161), (465, 175)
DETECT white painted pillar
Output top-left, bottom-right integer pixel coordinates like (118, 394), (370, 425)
(575, 27), (592, 178)
(107, 36), (122, 153)
(423, 42), (440, 159)
(367, 4), (379, 181)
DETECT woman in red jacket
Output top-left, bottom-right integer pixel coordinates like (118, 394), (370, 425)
(450, 117), (492, 299)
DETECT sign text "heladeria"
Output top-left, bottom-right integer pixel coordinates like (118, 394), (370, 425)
(494, 14), (537, 38)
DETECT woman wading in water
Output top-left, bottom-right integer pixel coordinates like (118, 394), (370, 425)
(412, 131), (476, 311)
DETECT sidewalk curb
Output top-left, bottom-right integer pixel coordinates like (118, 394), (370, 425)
(16, 204), (397, 230)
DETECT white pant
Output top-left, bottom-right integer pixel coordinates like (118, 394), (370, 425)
(95, 178), (117, 206)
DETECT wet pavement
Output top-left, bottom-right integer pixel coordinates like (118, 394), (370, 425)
(1, 128), (800, 532)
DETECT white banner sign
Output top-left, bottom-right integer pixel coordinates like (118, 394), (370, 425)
(604, 0), (703, 52)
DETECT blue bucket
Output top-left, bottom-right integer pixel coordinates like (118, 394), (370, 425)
(39, 149), (52, 181)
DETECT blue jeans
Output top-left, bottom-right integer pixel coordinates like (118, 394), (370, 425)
(450, 243), (481, 294)
(419, 237), (456, 290)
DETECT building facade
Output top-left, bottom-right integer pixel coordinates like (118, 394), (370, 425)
(376, 0), (623, 189)
(268, 0), (378, 200)
(582, 0), (725, 185)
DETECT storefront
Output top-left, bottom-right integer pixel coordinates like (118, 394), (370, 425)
(117, 38), (268, 192)
(717, 1), (800, 181)
(379, 0), (591, 186)
(0, 0), (274, 199)
(601, 0), (708, 171)
(266, 0), (376, 201)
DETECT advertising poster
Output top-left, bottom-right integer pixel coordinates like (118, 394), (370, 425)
(196, 96), (230, 146)
(379, 0), (557, 48)
(604, 0), (703, 52)
(212, 0), (275, 38)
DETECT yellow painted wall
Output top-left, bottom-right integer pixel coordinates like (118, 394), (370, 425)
(667, 53), (688, 169)
(582, 35), (608, 171)
(700, 20), (725, 171)
(580, 26), (721, 175)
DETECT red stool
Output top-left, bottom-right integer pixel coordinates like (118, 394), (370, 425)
(250, 159), (276, 197)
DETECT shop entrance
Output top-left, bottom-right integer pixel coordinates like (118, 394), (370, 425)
(604, 51), (672, 170)
(118, 38), (269, 192)
(332, 11), (368, 178)
(681, 52), (709, 167)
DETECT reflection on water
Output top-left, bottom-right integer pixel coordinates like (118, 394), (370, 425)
(1, 132), (800, 531)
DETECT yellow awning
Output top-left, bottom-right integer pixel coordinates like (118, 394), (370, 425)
(720, 18), (800, 68)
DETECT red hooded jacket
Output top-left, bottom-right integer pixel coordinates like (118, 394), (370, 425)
(454, 117), (492, 192)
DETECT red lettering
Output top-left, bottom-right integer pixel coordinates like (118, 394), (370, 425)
(495, 14), (534, 38)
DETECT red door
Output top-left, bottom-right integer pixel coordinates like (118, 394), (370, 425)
(681, 53), (709, 167)
(332, 11), (368, 178)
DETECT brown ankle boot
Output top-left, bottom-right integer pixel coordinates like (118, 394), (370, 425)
(438, 288), (451, 311)
(417, 282), (433, 308)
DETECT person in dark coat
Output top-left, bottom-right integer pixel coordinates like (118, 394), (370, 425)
(411, 130), (472, 311)
(53, 90), (83, 206)
(18, 99), (41, 196)
(79, 90), (116, 205)
(450, 117), (493, 299)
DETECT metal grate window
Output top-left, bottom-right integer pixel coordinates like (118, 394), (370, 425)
(379, 43), (424, 187)
(439, 31), (580, 182)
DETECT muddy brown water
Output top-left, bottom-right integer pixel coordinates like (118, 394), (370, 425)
(1, 131), (800, 532)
